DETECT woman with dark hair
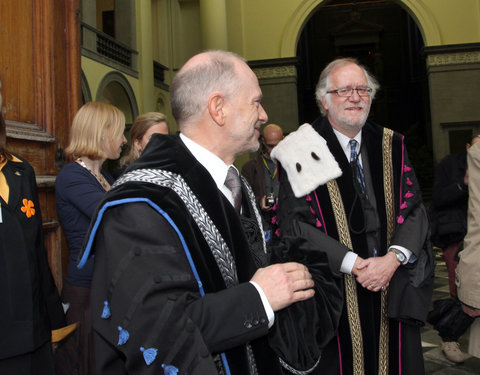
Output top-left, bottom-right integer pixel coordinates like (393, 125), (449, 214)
(0, 109), (66, 374)
(55, 101), (126, 375)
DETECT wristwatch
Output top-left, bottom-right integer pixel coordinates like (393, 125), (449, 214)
(389, 248), (406, 264)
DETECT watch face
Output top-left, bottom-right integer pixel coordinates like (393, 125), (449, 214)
(391, 249), (405, 263)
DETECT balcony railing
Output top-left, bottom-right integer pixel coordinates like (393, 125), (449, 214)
(153, 60), (169, 89)
(81, 22), (138, 77)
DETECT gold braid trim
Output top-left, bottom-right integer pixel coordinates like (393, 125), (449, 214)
(382, 128), (395, 257)
(379, 128), (395, 375)
(326, 180), (364, 375)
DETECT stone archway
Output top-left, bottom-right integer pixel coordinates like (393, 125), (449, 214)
(81, 70), (92, 104)
(280, 0), (440, 57)
(96, 71), (139, 125)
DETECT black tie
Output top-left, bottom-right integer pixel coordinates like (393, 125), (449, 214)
(225, 166), (242, 213)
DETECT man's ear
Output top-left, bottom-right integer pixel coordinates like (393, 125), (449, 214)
(321, 97), (329, 112)
(208, 93), (226, 126)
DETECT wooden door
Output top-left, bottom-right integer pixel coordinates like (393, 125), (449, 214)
(0, 0), (82, 290)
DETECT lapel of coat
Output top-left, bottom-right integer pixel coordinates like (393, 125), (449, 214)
(2, 160), (23, 210)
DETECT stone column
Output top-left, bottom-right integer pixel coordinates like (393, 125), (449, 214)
(424, 44), (480, 163)
(199, 0), (228, 50)
(81, 0), (96, 26)
(136, 0), (155, 112)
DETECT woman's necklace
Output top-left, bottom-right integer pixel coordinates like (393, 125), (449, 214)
(76, 158), (110, 191)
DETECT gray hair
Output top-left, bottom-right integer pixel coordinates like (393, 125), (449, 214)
(315, 58), (380, 116)
(170, 50), (245, 127)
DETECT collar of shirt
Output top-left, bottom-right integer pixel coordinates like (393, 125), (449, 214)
(332, 128), (363, 167)
(179, 133), (237, 206)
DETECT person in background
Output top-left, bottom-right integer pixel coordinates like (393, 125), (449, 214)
(242, 123), (284, 237)
(119, 112), (169, 170)
(272, 57), (433, 374)
(0, 109), (66, 374)
(77, 50), (342, 375)
(55, 101), (126, 375)
(456, 138), (480, 358)
(430, 134), (480, 363)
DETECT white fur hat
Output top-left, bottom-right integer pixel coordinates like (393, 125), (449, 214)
(271, 123), (342, 197)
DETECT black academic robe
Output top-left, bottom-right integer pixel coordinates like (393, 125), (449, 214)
(79, 134), (343, 375)
(276, 118), (434, 375)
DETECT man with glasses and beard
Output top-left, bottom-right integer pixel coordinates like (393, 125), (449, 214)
(272, 58), (433, 375)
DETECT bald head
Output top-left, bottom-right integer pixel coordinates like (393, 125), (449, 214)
(262, 124), (284, 156)
(169, 50), (268, 164)
(170, 50), (245, 129)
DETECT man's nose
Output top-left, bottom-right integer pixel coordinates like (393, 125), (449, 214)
(259, 104), (268, 124)
(348, 89), (362, 101)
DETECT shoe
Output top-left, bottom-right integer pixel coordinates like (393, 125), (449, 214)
(442, 341), (466, 363)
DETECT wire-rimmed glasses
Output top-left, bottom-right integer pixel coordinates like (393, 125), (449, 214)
(326, 86), (373, 97)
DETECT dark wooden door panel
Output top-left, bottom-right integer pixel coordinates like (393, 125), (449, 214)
(0, 0), (81, 290)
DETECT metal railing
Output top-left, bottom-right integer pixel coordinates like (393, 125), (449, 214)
(81, 22), (138, 75)
(153, 60), (169, 87)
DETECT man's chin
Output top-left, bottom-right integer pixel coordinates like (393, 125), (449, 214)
(249, 143), (260, 153)
(246, 140), (260, 153)
(348, 122), (365, 129)
(345, 116), (367, 129)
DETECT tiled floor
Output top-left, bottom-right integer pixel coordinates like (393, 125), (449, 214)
(422, 250), (480, 374)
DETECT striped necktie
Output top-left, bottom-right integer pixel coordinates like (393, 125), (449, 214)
(224, 166), (242, 213)
(349, 139), (367, 195)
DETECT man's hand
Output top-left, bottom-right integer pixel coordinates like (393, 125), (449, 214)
(354, 252), (400, 292)
(251, 262), (315, 311)
(352, 256), (365, 277)
(260, 196), (273, 211)
(462, 303), (480, 317)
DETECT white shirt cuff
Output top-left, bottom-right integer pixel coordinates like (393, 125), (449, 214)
(249, 281), (275, 328)
(340, 251), (358, 274)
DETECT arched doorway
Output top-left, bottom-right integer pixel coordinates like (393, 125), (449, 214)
(296, 0), (433, 197)
(96, 71), (138, 125)
(96, 71), (139, 173)
(81, 71), (92, 104)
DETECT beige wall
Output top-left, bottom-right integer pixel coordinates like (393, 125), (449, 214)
(421, 0), (480, 44)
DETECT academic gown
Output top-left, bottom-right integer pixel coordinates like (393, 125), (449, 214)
(78, 134), (343, 375)
(274, 118), (434, 375)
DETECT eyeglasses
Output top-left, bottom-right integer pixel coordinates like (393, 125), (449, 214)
(326, 87), (373, 97)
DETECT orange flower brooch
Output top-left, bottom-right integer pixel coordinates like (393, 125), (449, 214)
(21, 199), (35, 218)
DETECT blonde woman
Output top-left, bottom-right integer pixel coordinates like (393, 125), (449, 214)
(55, 101), (126, 375)
(119, 112), (169, 169)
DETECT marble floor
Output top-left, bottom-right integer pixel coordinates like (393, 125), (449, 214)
(422, 250), (480, 374)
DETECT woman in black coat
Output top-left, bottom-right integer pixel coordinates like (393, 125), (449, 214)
(0, 110), (66, 374)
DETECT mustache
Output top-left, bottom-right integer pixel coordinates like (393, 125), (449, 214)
(343, 104), (366, 110)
